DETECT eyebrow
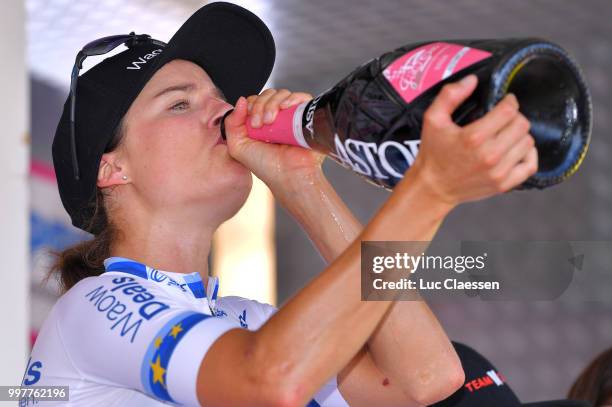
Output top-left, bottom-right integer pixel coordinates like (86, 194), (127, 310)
(153, 83), (226, 101)
(154, 83), (195, 99)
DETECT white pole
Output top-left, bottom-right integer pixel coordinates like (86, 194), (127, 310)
(213, 175), (277, 305)
(0, 0), (30, 385)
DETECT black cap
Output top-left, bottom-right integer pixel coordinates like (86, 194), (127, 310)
(432, 342), (591, 407)
(52, 2), (275, 233)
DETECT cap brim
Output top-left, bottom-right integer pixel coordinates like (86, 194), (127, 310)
(155, 1), (275, 105)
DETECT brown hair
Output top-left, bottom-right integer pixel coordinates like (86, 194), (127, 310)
(48, 120), (126, 293)
(568, 347), (612, 407)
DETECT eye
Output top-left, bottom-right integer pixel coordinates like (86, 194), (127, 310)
(170, 100), (190, 112)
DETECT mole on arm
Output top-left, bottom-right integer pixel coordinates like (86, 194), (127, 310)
(382, 377), (390, 386)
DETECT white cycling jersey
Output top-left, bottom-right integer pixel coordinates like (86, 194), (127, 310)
(21, 257), (349, 407)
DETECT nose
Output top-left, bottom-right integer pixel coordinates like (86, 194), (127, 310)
(207, 100), (233, 129)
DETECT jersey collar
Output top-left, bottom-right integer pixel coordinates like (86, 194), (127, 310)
(103, 257), (219, 311)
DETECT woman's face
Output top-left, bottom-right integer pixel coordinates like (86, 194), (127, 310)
(106, 59), (252, 223)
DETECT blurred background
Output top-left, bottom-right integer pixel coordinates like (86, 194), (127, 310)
(2, 0), (611, 404)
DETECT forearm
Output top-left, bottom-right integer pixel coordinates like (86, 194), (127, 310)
(250, 167), (451, 405)
(274, 168), (462, 404)
(367, 301), (464, 405)
(273, 169), (362, 261)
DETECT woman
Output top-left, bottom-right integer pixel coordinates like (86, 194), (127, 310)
(22, 3), (537, 406)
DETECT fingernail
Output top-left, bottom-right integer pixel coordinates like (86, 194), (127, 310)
(460, 74), (477, 87)
(280, 100), (290, 108)
(506, 93), (518, 106)
(247, 102), (253, 112)
(263, 111), (274, 124)
(251, 114), (261, 127)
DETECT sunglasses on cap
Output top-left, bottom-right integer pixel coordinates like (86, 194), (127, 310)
(69, 32), (167, 180)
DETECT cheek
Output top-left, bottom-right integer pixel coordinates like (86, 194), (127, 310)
(129, 117), (208, 187)
(152, 116), (202, 152)
(188, 144), (252, 196)
(124, 113), (251, 207)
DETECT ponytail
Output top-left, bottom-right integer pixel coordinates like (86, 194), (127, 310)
(48, 190), (117, 292)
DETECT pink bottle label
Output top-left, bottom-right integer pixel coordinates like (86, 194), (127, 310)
(383, 42), (492, 104)
(246, 102), (304, 146)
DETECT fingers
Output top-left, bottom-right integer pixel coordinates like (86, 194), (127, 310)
(225, 96), (248, 128)
(246, 89), (314, 128)
(248, 89), (290, 127)
(490, 133), (535, 184)
(479, 114), (532, 170)
(499, 146), (538, 191)
(279, 92), (313, 109)
(474, 109), (534, 191)
(464, 93), (520, 138)
(424, 74), (478, 130)
(224, 97), (249, 145)
(261, 89), (294, 124)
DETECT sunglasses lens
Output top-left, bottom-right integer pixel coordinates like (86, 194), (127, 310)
(82, 34), (134, 57)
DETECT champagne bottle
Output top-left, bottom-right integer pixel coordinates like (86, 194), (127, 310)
(224, 38), (592, 190)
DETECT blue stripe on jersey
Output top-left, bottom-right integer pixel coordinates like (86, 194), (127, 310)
(140, 311), (211, 403)
(212, 280), (219, 301)
(183, 273), (205, 298)
(307, 399), (321, 406)
(104, 257), (222, 320)
(105, 260), (147, 279)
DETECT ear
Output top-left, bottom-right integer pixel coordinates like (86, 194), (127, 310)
(97, 151), (129, 188)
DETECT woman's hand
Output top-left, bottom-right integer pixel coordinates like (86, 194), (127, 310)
(223, 89), (326, 195)
(408, 74), (538, 207)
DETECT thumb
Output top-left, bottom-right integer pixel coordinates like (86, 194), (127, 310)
(221, 96), (249, 142)
(225, 96), (248, 131)
(426, 74), (478, 128)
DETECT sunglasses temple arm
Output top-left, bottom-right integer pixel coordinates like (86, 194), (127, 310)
(70, 63), (80, 180)
(67, 39), (165, 181)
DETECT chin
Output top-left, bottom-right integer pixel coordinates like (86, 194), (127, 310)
(211, 165), (253, 220)
(229, 168), (253, 203)
(223, 156), (253, 191)
(216, 185), (252, 225)
(195, 147), (255, 220)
